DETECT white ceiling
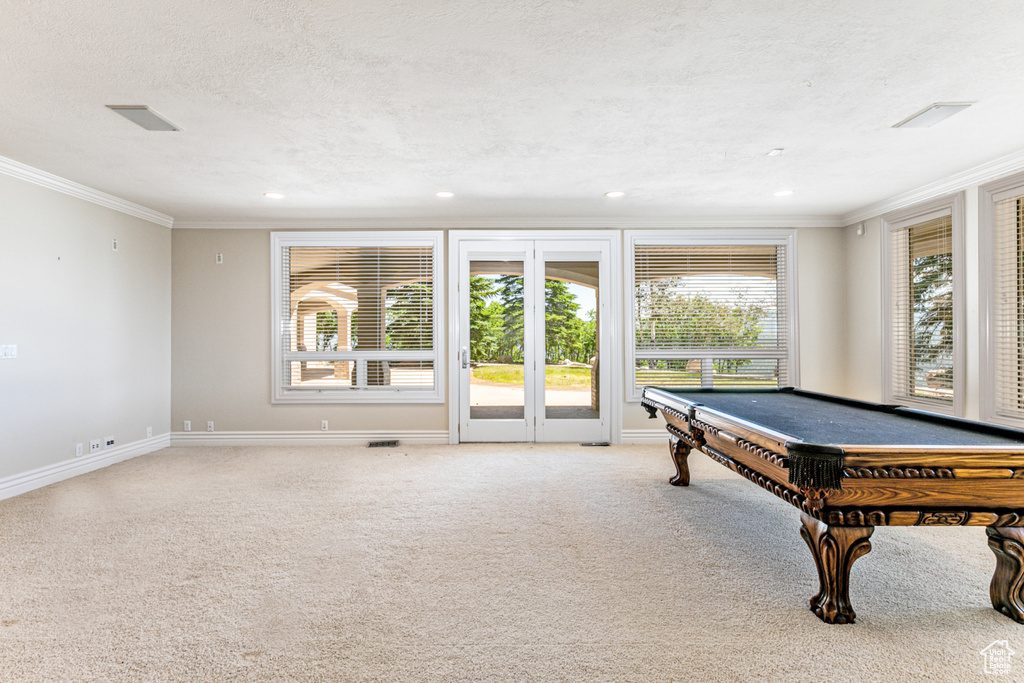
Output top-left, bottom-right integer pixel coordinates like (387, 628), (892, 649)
(3, 0), (1024, 224)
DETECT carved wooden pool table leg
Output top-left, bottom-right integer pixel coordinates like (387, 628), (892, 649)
(800, 514), (873, 624)
(987, 526), (1024, 624)
(668, 436), (691, 487)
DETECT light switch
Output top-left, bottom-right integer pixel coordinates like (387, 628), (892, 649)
(0, 345), (16, 359)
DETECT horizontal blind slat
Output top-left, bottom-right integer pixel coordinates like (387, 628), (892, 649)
(889, 215), (954, 406)
(634, 243), (789, 389)
(281, 243), (436, 391)
(993, 193), (1024, 417)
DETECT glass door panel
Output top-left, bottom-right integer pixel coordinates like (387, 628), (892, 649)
(543, 261), (600, 420)
(533, 243), (609, 443)
(457, 238), (609, 443)
(469, 260), (525, 420)
(458, 241), (535, 443)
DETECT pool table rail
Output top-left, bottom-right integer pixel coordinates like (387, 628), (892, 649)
(642, 387), (1024, 516)
(642, 386), (1024, 624)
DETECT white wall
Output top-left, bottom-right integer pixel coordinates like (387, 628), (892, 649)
(842, 187), (985, 418)
(794, 226), (848, 395)
(842, 217), (884, 401)
(0, 173), (171, 480)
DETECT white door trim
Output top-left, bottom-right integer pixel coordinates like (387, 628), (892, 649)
(448, 230), (622, 444)
(456, 240), (536, 442)
(532, 240), (611, 443)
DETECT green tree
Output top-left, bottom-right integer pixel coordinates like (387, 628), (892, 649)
(316, 310), (338, 351)
(571, 310), (597, 363)
(910, 252), (953, 388)
(544, 279), (579, 362)
(496, 274), (525, 362)
(636, 278), (768, 374)
(469, 276), (504, 361)
(385, 282), (433, 349)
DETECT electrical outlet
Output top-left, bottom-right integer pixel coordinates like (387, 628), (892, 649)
(184, 420), (191, 432)
(146, 426), (152, 438)
(216, 252), (223, 264)
(104, 436), (115, 450)
(207, 421), (214, 432)
(321, 420), (329, 431)
(75, 443), (83, 457)
(90, 439), (101, 454)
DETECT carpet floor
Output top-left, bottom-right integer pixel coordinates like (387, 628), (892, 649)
(0, 444), (1018, 681)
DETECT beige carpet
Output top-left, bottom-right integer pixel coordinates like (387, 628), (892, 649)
(0, 444), (1018, 681)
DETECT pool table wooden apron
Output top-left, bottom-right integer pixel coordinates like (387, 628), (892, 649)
(641, 387), (1024, 625)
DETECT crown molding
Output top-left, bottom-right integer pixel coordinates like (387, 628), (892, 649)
(172, 214), (845, 230)
(0, 155), (174, 228)
(8, 144), (1024, 232)
(841, 147), (1024, 226)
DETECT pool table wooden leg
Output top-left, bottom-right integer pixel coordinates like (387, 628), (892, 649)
(987, 526), (1024, 624)
(799, 514), (873, 624)
(668, 436), (691, 487)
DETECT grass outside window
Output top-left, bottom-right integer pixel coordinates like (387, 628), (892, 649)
(472, 364), (592, 387)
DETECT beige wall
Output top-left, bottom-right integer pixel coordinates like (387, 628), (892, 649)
(0, 163), (1008, 479)
(0, 174), (171, 479)
(170, 226), (848, 436)
(171, 229), (447, 433)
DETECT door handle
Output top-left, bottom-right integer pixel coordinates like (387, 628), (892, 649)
(461, 347), (469, 369)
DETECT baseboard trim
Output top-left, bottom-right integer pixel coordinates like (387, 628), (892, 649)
(0, 429), (659, 499)
(621, 429), (668, 444)
(0, 434), (171, 501)
(169, 430), (451, 447)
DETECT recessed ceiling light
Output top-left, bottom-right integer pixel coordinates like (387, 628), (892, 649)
(767, 148), (784, 157)
(264, 192), (285, 199)
(774, 189), (795, 197)
(893, 103), (973, 129)
(436, 191), (454, 198)
(106, 105), (182, 131)
(605, 191), (625, 198)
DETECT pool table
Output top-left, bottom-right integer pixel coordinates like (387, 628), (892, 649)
(641, 386), (1024, 625)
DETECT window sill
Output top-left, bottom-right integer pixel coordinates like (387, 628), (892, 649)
(272, 390), (444, 404)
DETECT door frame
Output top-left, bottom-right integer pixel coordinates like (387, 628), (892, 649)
(448, 230), (623, 444)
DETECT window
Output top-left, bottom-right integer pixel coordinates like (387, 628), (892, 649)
(881, 195), (963, 414)
(982, 172), (1024, 426)
(627, 231), (797, 399)
(271, 231), (443, 403)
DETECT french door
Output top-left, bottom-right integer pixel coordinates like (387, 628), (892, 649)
(454, 236), (613, 443)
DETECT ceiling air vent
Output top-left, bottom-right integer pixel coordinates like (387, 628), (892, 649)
(892, 103), (972, 129)
(105, 105), (182, 131)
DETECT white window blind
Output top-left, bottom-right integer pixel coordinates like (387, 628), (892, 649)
(632, 242), (790, 392)
(272, 232), (442, 403)
(888, 214), (954, 407)
(991, 190), (1024, 420)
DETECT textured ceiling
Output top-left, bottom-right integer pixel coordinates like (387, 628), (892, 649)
(2, 0), (1024, 223)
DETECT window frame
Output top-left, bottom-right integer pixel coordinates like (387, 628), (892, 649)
(270, 230), (445, 404)
(880, 194), (964, 416)
(625, 229), (799, 401)
(980, 171), (1024, 427)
